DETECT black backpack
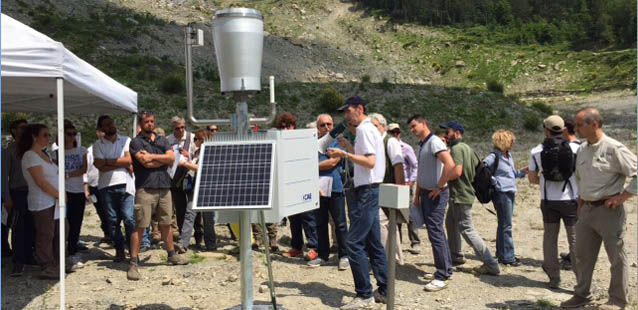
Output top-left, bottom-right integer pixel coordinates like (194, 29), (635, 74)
(472, 152), (499, 204)
(540, 136), (575, 192)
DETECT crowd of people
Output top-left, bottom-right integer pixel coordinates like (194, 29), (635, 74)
(1, 98), (636, 310)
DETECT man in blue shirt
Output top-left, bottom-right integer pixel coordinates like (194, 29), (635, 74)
(308, 114), (350, 271)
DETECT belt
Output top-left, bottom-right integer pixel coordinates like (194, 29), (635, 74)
(584, 193), (619, 207)
(354, 183), (380, 191)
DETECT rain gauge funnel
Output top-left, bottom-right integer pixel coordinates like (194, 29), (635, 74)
(212, 8), (264, 92)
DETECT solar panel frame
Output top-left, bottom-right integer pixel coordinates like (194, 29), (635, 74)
(192, 140), (276, 211)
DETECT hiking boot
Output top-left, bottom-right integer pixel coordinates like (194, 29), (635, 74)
(500, 257), (521, 267)
(424, 279), (448, 292)
(340, 296), (375, 309)
(127, 262), (140, 281)
(373, 289), (387, 304)
(284, 248), (303, 258)
(174, 243), (187, 254)
(167, 254), (189, 265)
(11, 263), (24, 277)
(473, 263), (500, 276)
(560, 296), (592, 308)
(305, 248), (318, 261)
(113, 249), (126, 262)
(338, 257), (350, 271)
(307, 257), (328, 268)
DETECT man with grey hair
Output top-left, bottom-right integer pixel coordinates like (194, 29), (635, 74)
(369, 112), (406, 266)
(167, 116), (197, 252)
(560, 108), (637, 310)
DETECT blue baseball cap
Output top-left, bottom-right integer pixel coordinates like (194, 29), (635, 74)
(337, 96), (367, 112)
(439, 120), (464, 134)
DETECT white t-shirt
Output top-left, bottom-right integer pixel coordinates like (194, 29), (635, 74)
(84, 145), (99, 188)
(529, 141), (580, 201)
(22, 150), (58, 211)
(353, 118), (386, 187)
(383, 133), (405, 166)
(93, 135), (131, 189)
(58, 147), (87, 193)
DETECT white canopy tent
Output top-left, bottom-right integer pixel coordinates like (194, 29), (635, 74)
(1, 13), (138, 310)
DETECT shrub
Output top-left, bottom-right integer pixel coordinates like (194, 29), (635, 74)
(487, 79), (504, 93)
(160, 73), (185, 94)
(317, 87), (343, 112)
(530, 101), (553, 115)
(523, 114), (541, 131)
(360, 74), (371, 83)
(380, 77), (394, 91)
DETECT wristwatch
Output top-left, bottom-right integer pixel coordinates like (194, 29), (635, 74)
(345, 152), (349, 160)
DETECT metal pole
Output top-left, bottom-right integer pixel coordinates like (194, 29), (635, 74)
(56, 78), (66, 310)
(387, 209), (397, 310)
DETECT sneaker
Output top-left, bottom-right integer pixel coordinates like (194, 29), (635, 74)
(373, 289), (387, 304)
(407, 243), (421, 254)
(548, 277), (561, 289)
(473, 263), (500, 276)
(167, 254), (189, 265)
(452, 258), (466, 266)
(40, 266), (59, 279)
(10, 263), (24, 277)
(338, 257), (350, 271)
(76, 241), (89, 252)
(307, 257), (327, 268)
(340, 296), (376, 309)
(68, 254), (85, 271)
(305, 248), (318, 261)
(559, 296), (592, 308)
(423, 273), (435, 281)
(99, 236), (112, 245)
(500, 257), (521, 267)
(424, 279), (448, 292)
(113, 249), (126, 262)
(284, 248), (303, 258)
(127, 263), (140, 281)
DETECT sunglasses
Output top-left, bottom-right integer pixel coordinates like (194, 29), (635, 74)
(175, 126), (185, 130)
(209, 128), (218, 132)
(318, 122), (333, 128)
(194, 137), (202, 142)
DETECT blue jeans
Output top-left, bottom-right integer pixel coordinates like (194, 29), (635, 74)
(347, 186), (387, 298)
(493, 191), (516, 263)
(289, 211), (318, 250)
(316, 194), (348, 260)
(418, 188), (453, 280)
(100, 185), (135, 252)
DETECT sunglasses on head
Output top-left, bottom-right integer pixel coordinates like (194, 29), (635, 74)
(139, 110), (154, 117)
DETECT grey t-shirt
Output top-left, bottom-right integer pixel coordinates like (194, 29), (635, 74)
(416, 133), (447, 190)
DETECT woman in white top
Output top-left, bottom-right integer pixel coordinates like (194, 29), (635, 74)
(18, 124), (67, 279)
(54, 120), (87, 261)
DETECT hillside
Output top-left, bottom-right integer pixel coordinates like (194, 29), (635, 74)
(1, 0), (636, 145)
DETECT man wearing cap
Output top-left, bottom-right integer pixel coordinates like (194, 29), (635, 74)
(387, 123), (421, 253)
(407, 115), (455, 292)
(528, 115), (579, 289)
(441, 120), (500, 276)
(328, 96), (388, 309)
(561, 108), (637, 310)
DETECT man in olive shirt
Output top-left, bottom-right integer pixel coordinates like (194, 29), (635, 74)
(440, 121), (500, 276)
(561, 108), (637, 310)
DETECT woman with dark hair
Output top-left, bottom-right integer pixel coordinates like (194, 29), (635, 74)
(19, 124), (67, 279)
(53, 120), (87, 270)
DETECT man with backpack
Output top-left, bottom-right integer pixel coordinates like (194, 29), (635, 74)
(440, 121), (500, 276)
(528, 115), (579, 289)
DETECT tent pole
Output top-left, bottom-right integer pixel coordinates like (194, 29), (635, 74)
(56, 78), (66, 310)
(132, 113), (138, 137)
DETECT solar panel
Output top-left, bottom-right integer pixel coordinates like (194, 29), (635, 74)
(192, 141), (275, 210)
